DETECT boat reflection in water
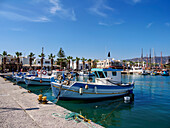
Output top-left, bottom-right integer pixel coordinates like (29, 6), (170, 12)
(57, 97), (134, 127)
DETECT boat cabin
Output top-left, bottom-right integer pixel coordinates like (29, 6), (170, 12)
(91, 68), (123, 84)
(51, 70), (66, 77)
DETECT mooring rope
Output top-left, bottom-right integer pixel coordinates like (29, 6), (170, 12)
(100, 101), (123, 124)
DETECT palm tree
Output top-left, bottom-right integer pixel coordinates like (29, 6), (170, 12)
(15, 52), (22, 72)
(81, 57), (87, 70)
(87, 59), (92, 70)
(72, 58), (76, 70)
(38, 53), (45, 70)
(2, 51), (7, 72)
(28, 52), (35, 68)
(76, 57), (80, 71)
(122, 60), (126, 70)
(57, 58), (64, 70)
(67, 56), (73, 70)
(48, 53), (55, 71)
(92, 59), (98, 68)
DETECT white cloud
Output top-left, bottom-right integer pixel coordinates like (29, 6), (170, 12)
(146, 22), (153, 28)
(0, 11), (50, 22)
(114, 20), (125, 25)
(89, 0), (114, 17)
(98, 22), (109, 26)
(165, 22), (170, 27)
(10, 28), (25, 32)
(49, 0), (77, 21)
(49, 0), (62, 14)
(98, 20), (125, 26)
(124, 0), (142, 5)
(132, 0), (141, 3)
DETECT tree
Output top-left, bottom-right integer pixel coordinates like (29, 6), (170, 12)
(72, 58), (76, 70)
(76, 57), (80, 71)
(122, 60), (126, 70)
(38, 53), (45, 69)
(48, 53), (55, 71)
(92, 59), (99, 68)
(2, 51), (7, 72)
(15, 52), (22, 72)
(87, 59), (92, 70)
(67, 56), (73, 70)
(28, 52), (35, 68)
(81, 57), (87, 70)
(57, 58), (64, 70)
(57, 48), (65, 58)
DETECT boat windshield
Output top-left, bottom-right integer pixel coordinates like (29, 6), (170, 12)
(98, 71), (105, 78)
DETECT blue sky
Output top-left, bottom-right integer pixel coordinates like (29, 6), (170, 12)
(0, 0), (170, 60)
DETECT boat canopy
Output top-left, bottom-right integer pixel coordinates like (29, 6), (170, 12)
(91, 68), (123, 72)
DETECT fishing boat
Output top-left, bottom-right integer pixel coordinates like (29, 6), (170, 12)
(51, 68), (134, 100)
(141, 70), (149, 75)
(161, 70), (169, 76)
(150, 71), (159, 76)
(16, 70), (37, 83)
(78, 70), (94, 76)
(129, 66), (143, 74)
(25, 70), (65, 86)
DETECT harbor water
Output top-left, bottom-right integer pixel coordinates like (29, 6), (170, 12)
(17, 75), (170, 128)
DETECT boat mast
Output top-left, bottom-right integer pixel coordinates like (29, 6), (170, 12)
(153, 48), (155, 68)
(149, 49), (151, 69)
(146, 54), (148, 69)
(141, 48), (143, 67)
(161, 51), (163, 69)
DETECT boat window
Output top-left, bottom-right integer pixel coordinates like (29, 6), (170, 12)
(94, 71), (98, 77)
(98, 71), (105, 78)
(112, 71), (116, 76)
(104, 72), (107, 77)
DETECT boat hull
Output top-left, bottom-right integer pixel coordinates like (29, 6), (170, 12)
(25, 77), (51, 86)
(16, 77), (25, 83)
(51, 82), (134, 100)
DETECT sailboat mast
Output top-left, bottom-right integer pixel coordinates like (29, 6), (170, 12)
(153, 48), (155, 68)
(141, 48), (143, 67)
(149, 49), (151, 69)
(161, 51), (163, 69)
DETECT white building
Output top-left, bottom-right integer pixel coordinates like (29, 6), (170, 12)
(71, 61), (90, 70)
(97, 58), (122, 68)
(20, 56), (31, 65)
(35, 58), (51, 67)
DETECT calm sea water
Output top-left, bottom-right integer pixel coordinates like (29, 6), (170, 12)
(18, 75), (170, 128)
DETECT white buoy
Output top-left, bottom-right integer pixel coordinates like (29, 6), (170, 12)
(94, 86), (97, 94)
(79, 87), (83, 95)
(124, 96), (130, 101)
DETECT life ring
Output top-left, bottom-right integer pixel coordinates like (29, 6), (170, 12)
(67, 73), (72, 79)
(57, 75), (63, 81)
(32, 71), (35, 75)
(37, 69), (41, 75)
(42, 70), (47, 75)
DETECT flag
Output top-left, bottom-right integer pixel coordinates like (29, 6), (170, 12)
(108, 52), (110, 57)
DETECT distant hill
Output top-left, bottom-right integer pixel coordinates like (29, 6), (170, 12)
(125, 56), (170, 64)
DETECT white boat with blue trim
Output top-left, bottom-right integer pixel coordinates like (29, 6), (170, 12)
(16, 70), (38, 83)
(51, 68), (134, 100)
(25, 70), (65, 86)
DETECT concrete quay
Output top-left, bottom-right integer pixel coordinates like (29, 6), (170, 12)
(0, 77), (103, 128)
